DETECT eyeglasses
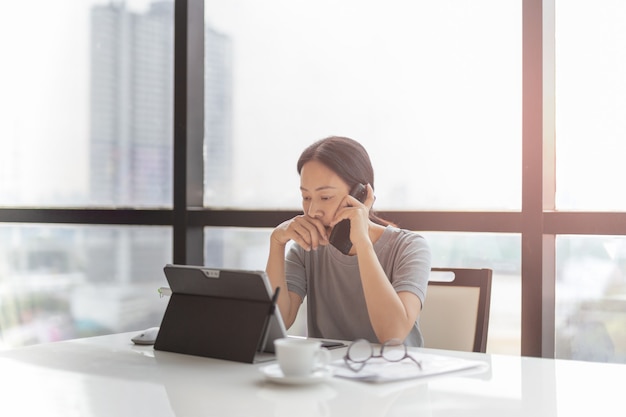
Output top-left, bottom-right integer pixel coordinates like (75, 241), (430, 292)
(343, 338), (422, 372)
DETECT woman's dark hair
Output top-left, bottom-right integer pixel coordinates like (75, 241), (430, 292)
(297, 136), (395, 227)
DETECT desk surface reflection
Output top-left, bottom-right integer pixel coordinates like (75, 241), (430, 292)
(0, 332), (624, 417)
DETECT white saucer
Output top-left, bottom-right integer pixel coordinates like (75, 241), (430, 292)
(260, 364), (333, 385)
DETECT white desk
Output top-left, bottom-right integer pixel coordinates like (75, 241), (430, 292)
(0, 332), (623, 417)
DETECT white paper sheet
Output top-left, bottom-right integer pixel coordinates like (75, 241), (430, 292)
(331, 352), (488, 383)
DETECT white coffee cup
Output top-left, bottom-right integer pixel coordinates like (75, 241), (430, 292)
(274, 338), (331, 377)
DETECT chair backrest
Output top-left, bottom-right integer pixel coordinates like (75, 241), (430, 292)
(419, 267), (493, 353)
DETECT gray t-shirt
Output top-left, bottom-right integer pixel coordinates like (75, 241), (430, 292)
(285, 226), (431, 347)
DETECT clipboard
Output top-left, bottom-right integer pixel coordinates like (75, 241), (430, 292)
(154, 264), (287, 364)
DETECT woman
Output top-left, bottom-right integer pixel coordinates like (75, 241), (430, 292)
(266, 136), (431, 346)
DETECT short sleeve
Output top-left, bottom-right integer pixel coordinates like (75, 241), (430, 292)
(389, 233), (431, 306)
(284, 243), (308, 299)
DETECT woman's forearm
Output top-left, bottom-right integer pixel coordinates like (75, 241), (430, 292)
(265, 240), (298, 328)
(357, 245), (420, 342)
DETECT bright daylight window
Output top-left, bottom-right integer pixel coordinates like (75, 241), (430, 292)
(556, 235), (626, 363)
(0, 0), (174, 349)
(555, 0), (626, 211)
(554, 0), (626, 363)
(0, 0), (174, 209)
(202, 0), (521, 211)
(0, 225), (171, 349)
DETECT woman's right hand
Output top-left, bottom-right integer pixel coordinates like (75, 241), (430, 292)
(271, 215), (328, 251)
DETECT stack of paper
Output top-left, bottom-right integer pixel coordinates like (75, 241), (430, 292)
(331, 352), (488, 383)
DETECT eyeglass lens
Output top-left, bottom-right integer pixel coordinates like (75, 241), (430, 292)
(347, 339), (408, 362)
(346, 339), (373, 362)
(381, 339), (407, 362)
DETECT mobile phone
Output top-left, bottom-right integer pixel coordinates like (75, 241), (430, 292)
(329, 183), (367, 255)
(321, 340), (346, 349)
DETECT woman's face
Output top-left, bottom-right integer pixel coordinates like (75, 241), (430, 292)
(299, 160), (350, 230)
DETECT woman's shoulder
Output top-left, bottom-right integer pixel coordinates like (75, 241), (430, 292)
(379, 226), (431, 260)
(383, 226), (429, 245)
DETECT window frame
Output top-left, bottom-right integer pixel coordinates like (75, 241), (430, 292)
(3, 0), (626, 358)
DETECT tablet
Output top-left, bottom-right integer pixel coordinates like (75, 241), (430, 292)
(154, 264), (288, 363)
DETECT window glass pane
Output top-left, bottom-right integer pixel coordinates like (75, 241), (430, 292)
(0, 1), (174, 208)
(0, 225), (171, 349)
(203, 0), (521, 210)
(556, 235), (626, 363)
(555, 1), (626, 210)
(204, 228), (521, 355)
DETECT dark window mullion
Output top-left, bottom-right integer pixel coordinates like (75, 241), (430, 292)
(174, 0), (204, 265)
(522, 0), (549, 358)
(0, 208), (172, 225)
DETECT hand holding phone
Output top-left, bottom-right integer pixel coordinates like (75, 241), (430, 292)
(329, 183), (367, 255)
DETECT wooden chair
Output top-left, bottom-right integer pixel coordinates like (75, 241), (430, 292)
(419, 267), (493, 353)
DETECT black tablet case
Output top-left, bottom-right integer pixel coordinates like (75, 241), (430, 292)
(154, 264), (278, 363)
